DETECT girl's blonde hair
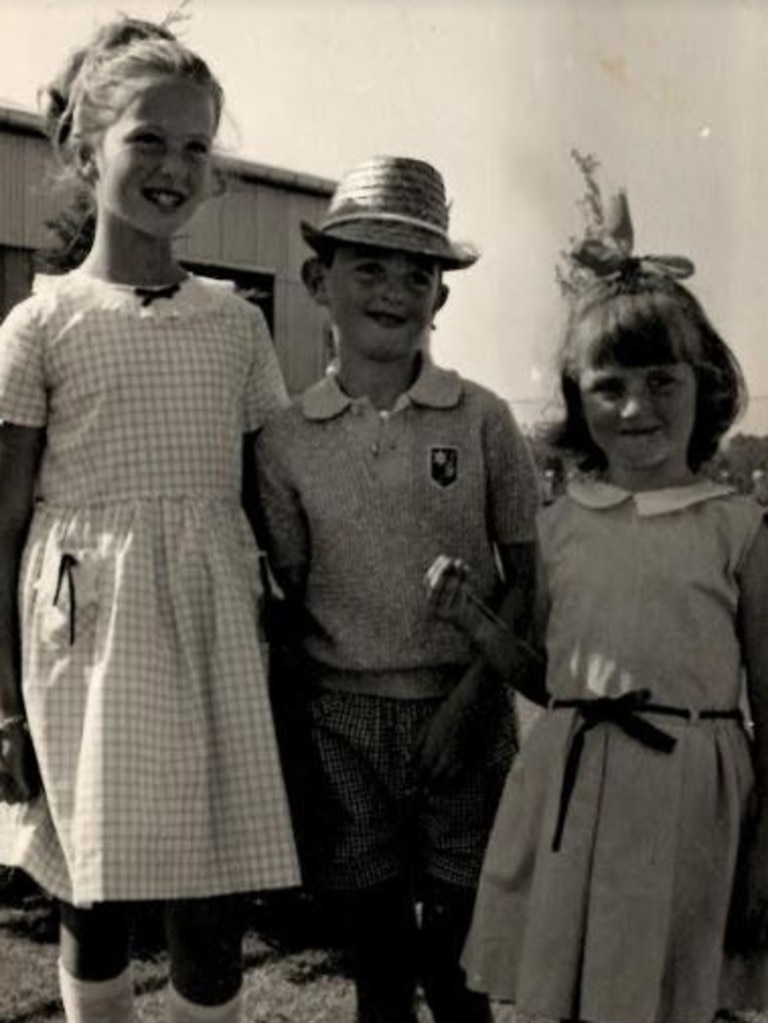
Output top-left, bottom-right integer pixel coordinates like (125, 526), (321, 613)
(41, 16), (224, 187)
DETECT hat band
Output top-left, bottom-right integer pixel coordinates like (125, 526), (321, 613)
(321, 210), (450, 240)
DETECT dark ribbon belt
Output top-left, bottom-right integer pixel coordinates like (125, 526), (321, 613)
(550, 689), (742, 852)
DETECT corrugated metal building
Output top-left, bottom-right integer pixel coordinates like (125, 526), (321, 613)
(0, 105), (335, 394)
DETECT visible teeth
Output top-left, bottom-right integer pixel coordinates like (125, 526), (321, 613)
(145, 190), (183, 209)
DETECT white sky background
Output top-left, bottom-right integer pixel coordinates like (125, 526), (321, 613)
(0, 0), (767, 432)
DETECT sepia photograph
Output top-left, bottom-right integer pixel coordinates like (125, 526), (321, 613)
(1, 1), (768, 1021)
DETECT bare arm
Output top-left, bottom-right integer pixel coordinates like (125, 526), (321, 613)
(241, 431), (260, 533)
(0, 425), (44, 713)
(484, 541), (548, 705)
(426, 545), (549, 707)
(740, 523), (768, 814)
(0, 424), (44, 802)
(414, 540), (543, 785)
(441, 539), (539, 704)
(727, 521), (768, 951)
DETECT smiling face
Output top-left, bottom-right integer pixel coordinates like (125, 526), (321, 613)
(87, 76), (216, 245)
(578, 359), (698, 489)
(309, 243), (449, 365)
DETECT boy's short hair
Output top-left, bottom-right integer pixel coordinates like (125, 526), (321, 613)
(301, 156), (479, 271)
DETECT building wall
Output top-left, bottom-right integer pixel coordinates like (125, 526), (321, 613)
(0, 114), (334, 395)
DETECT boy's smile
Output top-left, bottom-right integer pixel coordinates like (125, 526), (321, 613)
(312, 244), (448, 364)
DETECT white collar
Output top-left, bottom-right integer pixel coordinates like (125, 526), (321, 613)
(567, 476), (734, 516)
(33, 271), (237, 319)
(301, 357), (463, 421)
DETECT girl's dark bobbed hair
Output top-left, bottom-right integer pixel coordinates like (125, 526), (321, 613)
(549, 269), (746, 472)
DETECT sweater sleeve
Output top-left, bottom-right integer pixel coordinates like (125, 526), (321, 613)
(482, 395), (540, 544)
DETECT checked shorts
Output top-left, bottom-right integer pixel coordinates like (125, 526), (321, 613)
(299, 685), (517, 892)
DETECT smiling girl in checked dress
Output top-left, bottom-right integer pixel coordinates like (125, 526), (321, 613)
(427, 194), (768, 1023)
(0, 17), (298, 1023)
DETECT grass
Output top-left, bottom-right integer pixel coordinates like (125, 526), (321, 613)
(0, 703), (545, 1022)
(4, 873), (763, 1023)
(0, 873), (533, 1022)
(0, 876), (427, 1023)
(0, 875), (355, 1023)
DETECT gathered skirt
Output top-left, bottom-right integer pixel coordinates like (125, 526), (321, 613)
(0, 497), (300, 906)
(462, 706), (766, 1023)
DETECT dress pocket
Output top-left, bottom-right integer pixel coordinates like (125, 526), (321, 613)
(35, 548), (100, 650)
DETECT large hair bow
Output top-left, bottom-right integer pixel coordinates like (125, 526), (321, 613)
(570, 191), (695, 282)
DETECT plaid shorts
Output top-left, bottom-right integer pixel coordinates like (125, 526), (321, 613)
(299, 685), (517, 891)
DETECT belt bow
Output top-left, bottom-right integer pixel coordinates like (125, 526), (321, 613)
(551, 689), (677, 851)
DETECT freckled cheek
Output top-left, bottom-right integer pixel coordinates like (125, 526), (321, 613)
(190, 157), (213, 179)
(410, 295), (437, 321)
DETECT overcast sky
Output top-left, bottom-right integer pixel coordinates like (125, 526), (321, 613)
(1, 0), (766, 432)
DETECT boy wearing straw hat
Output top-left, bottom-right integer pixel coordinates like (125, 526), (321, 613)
(255, 156), (538, 1023)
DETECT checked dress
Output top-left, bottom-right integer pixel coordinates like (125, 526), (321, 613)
(0, 272), (299, 906)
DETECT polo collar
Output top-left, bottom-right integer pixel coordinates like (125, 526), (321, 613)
(567, 476), (734, 516)
(301, 359), (463, 421)
(301, 373), (353, 421)
(407, 359), (463, 409)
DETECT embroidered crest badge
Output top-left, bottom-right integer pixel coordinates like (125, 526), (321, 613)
(430, 446), (458, 488)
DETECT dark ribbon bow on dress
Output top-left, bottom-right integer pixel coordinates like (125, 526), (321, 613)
(550, 689), (677, 852)
(570, 190), (695, 284)
(134, 281), (182, 307)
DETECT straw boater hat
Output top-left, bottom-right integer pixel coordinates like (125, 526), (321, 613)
(301, 155), (479, 271)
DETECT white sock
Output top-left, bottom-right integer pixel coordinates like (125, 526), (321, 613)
(58, 960), (135, 1022)
(166, 982), (242, 1022)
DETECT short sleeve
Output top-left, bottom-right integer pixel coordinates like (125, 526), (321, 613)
(482, 397), (540, 544)
(0, 298), (48, 426)
(730, 496), (768, 575)
(243, 305), (289, 433)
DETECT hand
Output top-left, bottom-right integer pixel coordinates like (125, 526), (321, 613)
(424, 555), (484, 636)
(0, 723), (41, 804)
(410, 672), (497, 788)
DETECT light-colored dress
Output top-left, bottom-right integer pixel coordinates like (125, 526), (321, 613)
(463, 478), (766, 1023)
(0, 272), (300, 906)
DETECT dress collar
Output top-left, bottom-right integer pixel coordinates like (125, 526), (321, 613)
(567, 476), (734, 516)
(33, 271), (236, 319)
(301, 357), (463, 421)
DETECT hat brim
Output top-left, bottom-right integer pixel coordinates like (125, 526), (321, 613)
(301, 220), (478, 271)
